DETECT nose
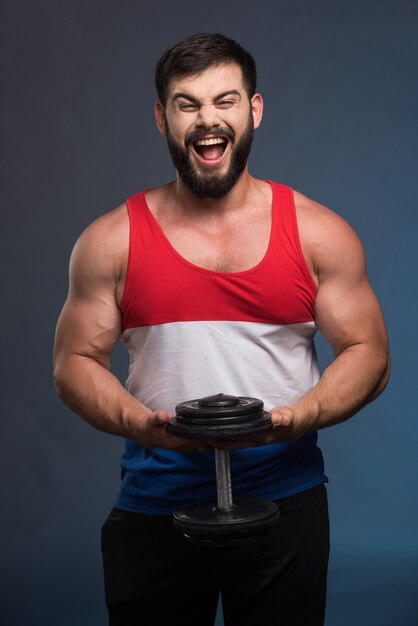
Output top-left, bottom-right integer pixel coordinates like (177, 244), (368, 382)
(196, 103), (220, 130)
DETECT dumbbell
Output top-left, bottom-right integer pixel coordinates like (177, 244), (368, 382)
(167, 393), (280, 546)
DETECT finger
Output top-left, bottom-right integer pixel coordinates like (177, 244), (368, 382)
(148, 411), (170, 427)
(270, 407), (293, 428)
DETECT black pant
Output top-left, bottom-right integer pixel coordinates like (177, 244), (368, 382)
(101, 485), (329, 626)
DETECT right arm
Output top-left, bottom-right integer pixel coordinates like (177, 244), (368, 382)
(53, 206), (203, 451)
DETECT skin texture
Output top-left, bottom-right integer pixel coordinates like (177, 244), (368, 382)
(54, 63), (390, 452)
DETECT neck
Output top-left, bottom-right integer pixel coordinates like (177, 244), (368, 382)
(171, 168), (257, 216)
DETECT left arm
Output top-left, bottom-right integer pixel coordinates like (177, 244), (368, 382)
(271, 214), (390, 440)
(217, 195), (390, 449)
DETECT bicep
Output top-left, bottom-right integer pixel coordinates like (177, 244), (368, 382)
(54, 227), (123, 370)
(55, 294), (122, 368)
(313, 224), (388, 357)
(315, 274), (387, 358)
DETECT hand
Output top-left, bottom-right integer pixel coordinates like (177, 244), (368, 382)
(129, 410), (214, 451)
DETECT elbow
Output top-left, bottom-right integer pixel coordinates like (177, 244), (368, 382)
(380, 352), (391, 391)
(53, 366), (65, 400)
(370, 350), (391, 401)
(53, 358), (69, 402)
(53, 360), (78, 414)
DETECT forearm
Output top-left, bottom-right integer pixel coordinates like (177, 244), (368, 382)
(285, 343), (390, 437)
(54, 354), (150, 440)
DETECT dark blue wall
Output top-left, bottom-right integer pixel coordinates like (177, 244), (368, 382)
(1, 1), (417, 624)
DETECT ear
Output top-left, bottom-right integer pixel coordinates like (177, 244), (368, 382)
(154, 101), (167, 136)
(250, 93), (263, 130)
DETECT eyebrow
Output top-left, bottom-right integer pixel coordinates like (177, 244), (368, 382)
(172, 90), (242, 104)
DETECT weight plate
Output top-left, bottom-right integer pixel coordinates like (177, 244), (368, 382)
(198, 394), (240, 407)
(175, 394), (264, 419)
(167, 411), (272, 439)
(169, 393), (272, 438)
(173, 497), (279, 546)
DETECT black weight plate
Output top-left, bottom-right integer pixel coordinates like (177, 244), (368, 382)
(174, 409), (264, 426)
(167, 411), (272, 439)
(175, 395), (264, 419)
(198, 393), (240, 407)
(173, 497), (279, 546)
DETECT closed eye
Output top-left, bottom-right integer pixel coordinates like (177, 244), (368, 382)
(176, 100), (238, 112)
(216, 100), (237, 109)
(178, 103), (199, 112)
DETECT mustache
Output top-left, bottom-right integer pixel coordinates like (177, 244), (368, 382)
(185, 127), (235, 147)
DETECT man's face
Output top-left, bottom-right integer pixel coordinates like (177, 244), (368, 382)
(156, 64), (263, 199)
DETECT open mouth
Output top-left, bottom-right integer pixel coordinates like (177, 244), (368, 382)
(191, 137), (229, 164)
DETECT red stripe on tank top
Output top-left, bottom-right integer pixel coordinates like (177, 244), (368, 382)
(121, 182), (316, 330)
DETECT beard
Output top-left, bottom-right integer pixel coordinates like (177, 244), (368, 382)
(165, 113), (254, 199)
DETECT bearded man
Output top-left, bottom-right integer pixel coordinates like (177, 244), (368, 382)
(54, 33), (390, 626)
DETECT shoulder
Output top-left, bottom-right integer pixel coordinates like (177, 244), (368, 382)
(292, 189), (359, 244)
(292, 189), (366, 283)
(70, 203), (129, 285)
(76, 202), (129, 249)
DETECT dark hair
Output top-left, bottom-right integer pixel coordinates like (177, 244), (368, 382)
(155, 33), (257, 106)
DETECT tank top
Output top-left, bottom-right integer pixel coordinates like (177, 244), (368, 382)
(115, 181), (327, 515)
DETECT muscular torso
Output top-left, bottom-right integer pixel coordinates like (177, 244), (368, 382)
(114, 182), (320, 307)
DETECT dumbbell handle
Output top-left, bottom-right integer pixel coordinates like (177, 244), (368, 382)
(215, 449), (234, 511)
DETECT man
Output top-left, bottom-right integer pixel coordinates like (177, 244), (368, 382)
(54, 33), (390, 626)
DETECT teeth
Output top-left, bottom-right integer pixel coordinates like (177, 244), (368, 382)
(194, 137), (226, 146)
